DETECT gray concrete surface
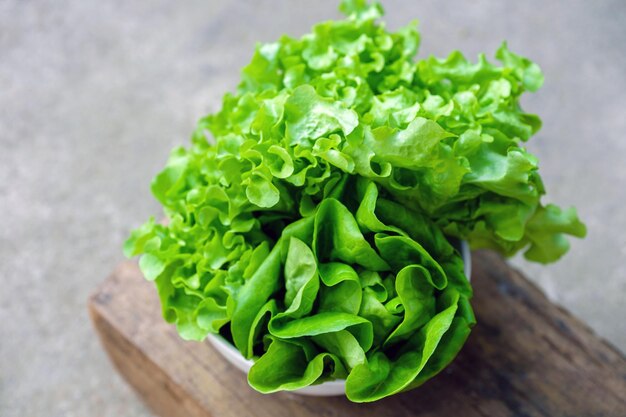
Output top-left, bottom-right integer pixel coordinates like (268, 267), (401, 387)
(1, 1), (624, 415)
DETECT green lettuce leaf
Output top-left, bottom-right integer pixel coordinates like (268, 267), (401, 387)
(124, 0), (585, 402)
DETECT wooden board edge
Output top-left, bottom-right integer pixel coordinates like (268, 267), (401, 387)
(88, 273), (210, 417)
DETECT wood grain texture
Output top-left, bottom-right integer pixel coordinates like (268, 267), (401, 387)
(89, 251), (626, 417)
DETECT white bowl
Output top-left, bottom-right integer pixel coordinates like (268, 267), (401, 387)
(207, 240), (471, 397)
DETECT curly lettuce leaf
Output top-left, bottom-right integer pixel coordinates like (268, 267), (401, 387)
(125, 0), (585, 402)
(126, 179), (473, 400)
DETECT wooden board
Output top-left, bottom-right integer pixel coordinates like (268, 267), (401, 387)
(89, 251), (626, 417)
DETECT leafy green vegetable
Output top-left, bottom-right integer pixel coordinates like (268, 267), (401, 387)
(124, 0), (585, 402)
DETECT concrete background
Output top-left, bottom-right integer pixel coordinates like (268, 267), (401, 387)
(1, 0), (624, 415)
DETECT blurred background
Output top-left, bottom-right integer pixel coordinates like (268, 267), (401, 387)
(1, 0), (624, 415)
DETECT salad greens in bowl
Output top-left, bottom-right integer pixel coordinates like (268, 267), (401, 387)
(124, 0), (586, 403)
(206, 239), (471, 397)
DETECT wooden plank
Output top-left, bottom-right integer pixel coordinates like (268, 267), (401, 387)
(89, 251), (626, 417)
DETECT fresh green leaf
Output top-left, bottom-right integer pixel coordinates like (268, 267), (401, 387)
(125, 0), (584, 402)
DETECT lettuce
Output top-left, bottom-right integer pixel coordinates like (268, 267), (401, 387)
(124, 0), (585, 402)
